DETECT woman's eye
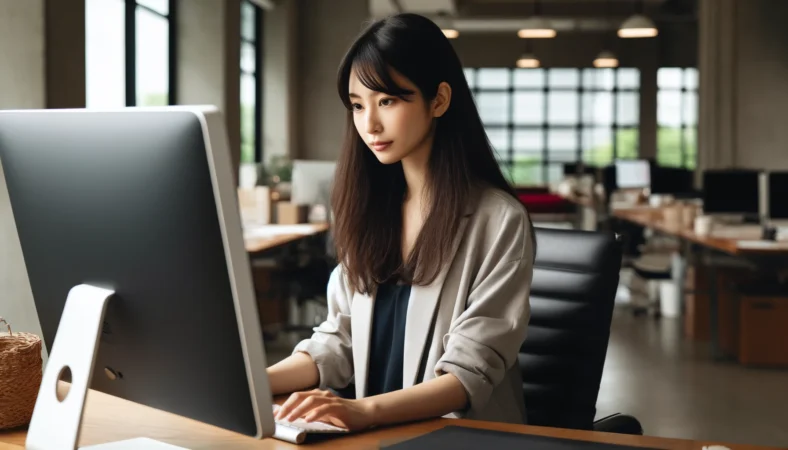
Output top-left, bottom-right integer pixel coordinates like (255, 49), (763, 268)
(380, 98), (395, 107)
(351, 103), (362, 111)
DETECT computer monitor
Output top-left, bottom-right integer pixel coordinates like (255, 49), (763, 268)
(768, 171), (788, 220)
(614, 159), (651, 189)
(291, 159), (336, 206)
(702, 169), (761, 216)
(0, 107), (275, 447)
(650, 166), (696, 196)
(563, 162), (579, 176)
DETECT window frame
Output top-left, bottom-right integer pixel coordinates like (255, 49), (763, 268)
(465, 67), (640, 186)
(241, 0), (264, 163)
(124, 0), (177, 107)
(657, 67), (698, 170)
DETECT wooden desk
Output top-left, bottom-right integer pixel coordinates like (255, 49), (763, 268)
(0, 388), (777, 450)
(245, 223), (330, 253)
(612, 208), (788, 256)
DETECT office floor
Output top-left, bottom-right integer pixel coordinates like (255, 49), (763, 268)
(598, 309), (788, 447)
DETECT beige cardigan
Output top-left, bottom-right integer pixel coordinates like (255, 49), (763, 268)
(293, 188), (534, 424)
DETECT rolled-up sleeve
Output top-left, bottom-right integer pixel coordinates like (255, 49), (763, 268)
(292, 265), (354, 390)
(434, 209), (533, 413)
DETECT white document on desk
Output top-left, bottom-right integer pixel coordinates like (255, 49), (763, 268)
(243, 224), (319, 240)
(736, 240), (788, 249)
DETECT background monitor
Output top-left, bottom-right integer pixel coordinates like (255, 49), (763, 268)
(650, 166), (696, 196)
(768, 171), (788, 219)
(615, 159), (651, 189)
(702, 169), (761, 215)
(291, 159), (336, 206)
(0, 107), (275, 439)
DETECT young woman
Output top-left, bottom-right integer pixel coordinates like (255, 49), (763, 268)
(266, 12), (536, 431)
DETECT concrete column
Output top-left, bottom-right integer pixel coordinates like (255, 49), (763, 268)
(177, 0), (242, 182)
(45, 0), (86, 108)
(0, 0), (47, 343)
(263, 0), (300, 163)
(0, 0), (46, 110)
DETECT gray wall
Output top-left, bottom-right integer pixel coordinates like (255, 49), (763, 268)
(176, 0), (242, 181)
(0, 0), (47, 341)
(735, 0), (788, 170)
(699, 0), (788, 172)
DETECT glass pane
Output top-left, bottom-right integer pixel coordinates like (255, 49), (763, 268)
(485, 127), (510, 156)
(684, 127), (698, 170)
(514, 69), (544, 88)
(513, 92), (544, 125)
(86, 0), (125, 108)
(242, 1), (256, 42)
(582, 92), (613, 125)
(684, 91), (698, 126)
(658, 91), (682, 127)
(617, 92), (639, 126)
(241, 73), (256, 163)
(617, 68), (639, 89)
(548, 69), (579, 88)
(477, 92), (510, 125)
(512, 161), (542, 186)
(241, 42), (256, 73)
(136, 9), (169, 106)
(513, 129), (543, 155)
(583, 127), (613, 166)
(658, 68), (683, 89)
(548, 91), (578, 125)
(547, 163), (565, 184)
(617, 128), (639, 159)
(685, 68), (699, 90)
(463, 68), (476, 89)
(477, 68), (509, 89)
(548, 129), (577, 152)
(657, 127), (682, 167)
(582, 68), (614, 90)
(137, 0), (168, 15)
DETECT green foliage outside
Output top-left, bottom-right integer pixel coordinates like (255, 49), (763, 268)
(241, 104), (255, 163)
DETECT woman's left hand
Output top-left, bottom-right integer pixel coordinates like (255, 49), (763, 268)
(275, 389), (376, 431)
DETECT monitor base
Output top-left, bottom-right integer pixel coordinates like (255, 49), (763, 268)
(25, 284), (189, 450)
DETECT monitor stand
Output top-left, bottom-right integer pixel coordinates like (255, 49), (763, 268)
(25, 284), (188, 450)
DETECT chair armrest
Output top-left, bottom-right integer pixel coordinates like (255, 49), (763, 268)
(593, 413), (643, 435)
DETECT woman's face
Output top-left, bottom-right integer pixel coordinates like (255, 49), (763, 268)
(348, 67), (434, 165)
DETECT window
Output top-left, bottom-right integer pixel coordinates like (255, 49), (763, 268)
(241, 1), (263, 164)
(657, 68), (698, 169)
(465, 67), (640, 186)
(86, 0), (176, 108)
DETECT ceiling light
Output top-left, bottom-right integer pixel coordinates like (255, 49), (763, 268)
(618, 14), (658, 38)
(593, 50), (619, 68)
(516, 53), (540, 68)
(517, 17), (556, 39)
(442, 28), (459, 39)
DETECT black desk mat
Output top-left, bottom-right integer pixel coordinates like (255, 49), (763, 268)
(384, 426), (665, 450)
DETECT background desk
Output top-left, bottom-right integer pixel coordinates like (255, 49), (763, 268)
(245, 223), (330, 253)
(0, 387), (779, 450)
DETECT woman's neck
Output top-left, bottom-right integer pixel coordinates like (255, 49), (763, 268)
(401, 137), (432, 205)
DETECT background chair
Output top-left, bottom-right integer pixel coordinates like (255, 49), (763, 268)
(520, 227), (643, 435)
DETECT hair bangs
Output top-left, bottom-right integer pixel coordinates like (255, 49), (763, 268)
(339, 40), (415, 109)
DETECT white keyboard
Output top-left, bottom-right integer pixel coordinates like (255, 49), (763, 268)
(271, 405), (349, 445)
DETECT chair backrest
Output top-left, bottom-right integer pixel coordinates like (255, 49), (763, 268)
(520, 227), (622, 430)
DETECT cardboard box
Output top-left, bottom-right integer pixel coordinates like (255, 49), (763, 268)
(276, 202), (309, 224)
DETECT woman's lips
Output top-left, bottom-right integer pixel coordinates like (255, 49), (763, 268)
(371, 141), (392, 152)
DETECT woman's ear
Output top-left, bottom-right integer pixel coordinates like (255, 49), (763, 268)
(432, 82), (452, 118)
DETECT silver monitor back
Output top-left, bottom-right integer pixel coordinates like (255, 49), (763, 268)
(0, 106), (275, 439)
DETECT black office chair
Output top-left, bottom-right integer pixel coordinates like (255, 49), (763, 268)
(520, 227), (643, 435)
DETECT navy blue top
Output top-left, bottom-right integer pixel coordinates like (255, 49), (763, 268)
(366, 281), (412, 397)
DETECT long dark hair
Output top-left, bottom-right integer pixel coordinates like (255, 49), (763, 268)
(332, 13), (535, 295)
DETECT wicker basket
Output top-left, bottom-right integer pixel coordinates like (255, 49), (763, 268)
(0, 317), (43, 430)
